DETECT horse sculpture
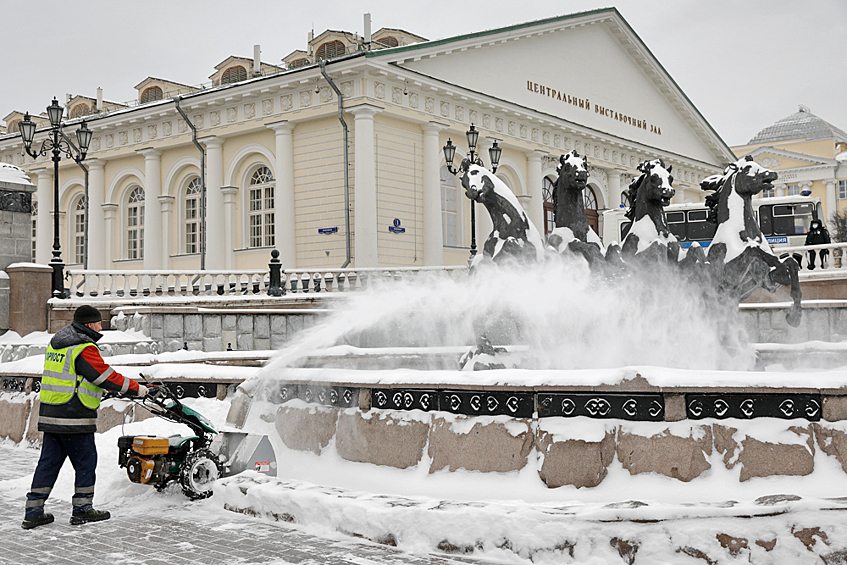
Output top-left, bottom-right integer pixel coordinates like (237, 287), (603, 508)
(702, 155), (802, 326)
(547, 150), (604, 264)
(621, 159), (682, 263)
(461, 164), (545, 266)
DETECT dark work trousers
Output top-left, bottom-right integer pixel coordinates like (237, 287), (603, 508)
(25, 432), (97, 517)
(808, 249), (829, 269)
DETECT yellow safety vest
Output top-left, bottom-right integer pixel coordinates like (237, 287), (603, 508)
(41, 343), (104, 410)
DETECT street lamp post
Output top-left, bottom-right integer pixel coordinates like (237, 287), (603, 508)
(19, 98), (92, 299)
(442, 124), (502, 262)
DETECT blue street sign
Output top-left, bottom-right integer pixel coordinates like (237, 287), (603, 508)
(389, 219), (405, 233)
(318, 227), (338, 235)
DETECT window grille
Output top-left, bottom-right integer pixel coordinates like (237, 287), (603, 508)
(381, 36), (399, 47)
(316, 41), (345, 60)
(221, 66), (247, 85)
(542, 177), (555, 236)
(185, 177), (202, 254)
(440, 166), (459, 246)
(248, 166), (275, 248)
(127, 186), (145, 260)
(70, 104), (89, 118)
(140, 87), (163, 104)
(74, 197), (86, 264)
(31, 201), (37, 262)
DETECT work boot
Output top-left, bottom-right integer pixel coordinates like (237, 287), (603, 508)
(70, 509), (110, 525)
(22, 513), (54, 530)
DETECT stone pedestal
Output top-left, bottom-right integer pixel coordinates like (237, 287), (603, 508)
(7, 263), (52, 336)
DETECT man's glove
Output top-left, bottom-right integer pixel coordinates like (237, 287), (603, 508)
(137, 384), (149, 397)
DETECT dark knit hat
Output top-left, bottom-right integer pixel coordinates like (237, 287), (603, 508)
(73, 305), (102, 324)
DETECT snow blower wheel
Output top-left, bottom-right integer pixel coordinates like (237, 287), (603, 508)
(179, 448), (221, 499)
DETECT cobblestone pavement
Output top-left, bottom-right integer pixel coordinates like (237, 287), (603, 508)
(0, 445), (490, 565)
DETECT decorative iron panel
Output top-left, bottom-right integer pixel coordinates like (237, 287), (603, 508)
(1, 377), (27, 393)
(291, 385), (358, 408)
(372, 389), (438, 412)
(537, 393), (664, 421)
(439, 390), (533, 418)
(170, 382), (218, 399)
(686, 393), (821, 421)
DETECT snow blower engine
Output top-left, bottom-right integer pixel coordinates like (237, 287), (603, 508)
(118, 381), (277, 499)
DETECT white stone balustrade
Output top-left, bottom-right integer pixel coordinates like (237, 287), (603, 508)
(65, 265), (468, 300)
(773, 242), (847, 273)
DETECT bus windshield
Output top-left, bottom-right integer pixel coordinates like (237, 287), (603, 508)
(772, 203), (814, 235)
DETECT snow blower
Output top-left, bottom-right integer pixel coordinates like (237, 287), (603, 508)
(118, 381), (277, 499)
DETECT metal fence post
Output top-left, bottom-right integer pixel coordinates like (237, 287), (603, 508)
(268, 249), (285, 296)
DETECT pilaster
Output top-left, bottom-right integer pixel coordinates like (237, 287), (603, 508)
(422, 122), (447, 266)
(267, 121), (296, 268)
(350, 105), (383, 268)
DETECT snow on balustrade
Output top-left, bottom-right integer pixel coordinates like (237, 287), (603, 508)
(64, 266), (468, 301)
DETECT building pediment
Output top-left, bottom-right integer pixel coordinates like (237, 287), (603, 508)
(372, 8), (733, 168)
(744, 146), (835, 168)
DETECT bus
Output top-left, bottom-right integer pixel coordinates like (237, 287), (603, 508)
(600, 195), (824, 250)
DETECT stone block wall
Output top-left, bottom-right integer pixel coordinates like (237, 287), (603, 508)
(113, 309), (322, 353)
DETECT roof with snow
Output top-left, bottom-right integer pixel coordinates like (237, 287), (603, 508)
(748, 105), (847, 145)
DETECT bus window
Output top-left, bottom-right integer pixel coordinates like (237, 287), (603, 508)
(759, 205), (773, 235)
(687, 209), (717, 241)
(620, 221), (632, 241)
(666, 211), (686, 240)
(773, 203), (813, 235)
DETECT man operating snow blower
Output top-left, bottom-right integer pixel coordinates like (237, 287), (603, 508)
(22, 305), (150, 530)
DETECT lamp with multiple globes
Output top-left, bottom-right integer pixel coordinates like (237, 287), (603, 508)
(20, 98), (92, 299)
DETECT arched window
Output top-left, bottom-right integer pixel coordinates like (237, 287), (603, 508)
(289, 58), (309, 68)
(249, 166), (275, 248)
(31, 201), (37, 262)
(74, 196), (86, 264)
(70, 104), (89, 118)
(221, 66), (247, 85)
(542, 177), (555, 237)
(316, 40), (345, 60)
(584, 186), (597, 210)
(127, 186), (145, 260)
(8, 120), (21, 133)
(140, 86), (163, 104)
(381, 36), (399, 47)
(185, 177), (202, 254)
(441, 166), (459, 246)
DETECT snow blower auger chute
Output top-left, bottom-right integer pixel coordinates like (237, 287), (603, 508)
(118, 381), (277, 499)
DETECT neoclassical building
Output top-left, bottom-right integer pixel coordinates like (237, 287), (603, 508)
(732, 105), (847, 222)
(0, 9), (734, 272)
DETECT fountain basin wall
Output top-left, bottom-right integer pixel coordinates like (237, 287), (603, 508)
(230, 368), (847, 489)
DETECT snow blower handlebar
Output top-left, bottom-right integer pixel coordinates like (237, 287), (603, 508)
(135, 374), (218, 442)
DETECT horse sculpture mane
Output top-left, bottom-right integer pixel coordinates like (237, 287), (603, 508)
(621, 159), (678, 259)
(461, 164), (545, 265)
(701, 155), (802, 326)
(547, 150), (604, 263)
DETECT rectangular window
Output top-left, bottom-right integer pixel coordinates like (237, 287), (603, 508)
(762, 187), (775, 198)
(442, 185), (458, 246)
(250, 215), (262, 248)
(839, 180), (847, 200)
(31, 216), (36, 262)
(185, 198), (198, 253)
(75, 211), (85, 264)
(265, 212), (275, 247)
(786, 184), (801, 196)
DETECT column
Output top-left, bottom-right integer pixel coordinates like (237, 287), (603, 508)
(607, 169), (623, 208)
(422, 123), (447, 266)
(775, 183), (786, 197)
(158, 195), (175, 269)
(823, 180), (837, 223)
(525, 150), (545, 232)
(138, 149), (163, 269)
(222, 186), (239, 269)
(267, 121), (296, 268)
(87, 160), (106, 269)
(35, 168), (52, 265)
(350, 105), (382, 267)
(102, 203), (118, 268)
(202, 138), (226, 269)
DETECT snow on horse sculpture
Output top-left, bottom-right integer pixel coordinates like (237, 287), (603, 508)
(621, 159), (682, 263)
(546, 150), (604, 264)
(702, 155), (802, 327)
(461, 164), (545, 266)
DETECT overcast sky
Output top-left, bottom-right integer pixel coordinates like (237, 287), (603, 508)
(2, 0), (844, 147)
